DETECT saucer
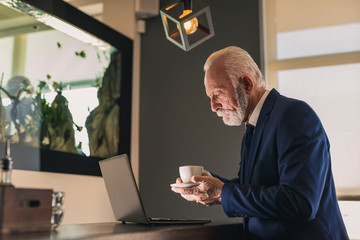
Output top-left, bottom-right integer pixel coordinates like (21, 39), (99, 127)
(170, 182), (199, 188)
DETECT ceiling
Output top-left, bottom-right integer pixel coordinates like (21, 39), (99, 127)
(0, 3), (50, 37)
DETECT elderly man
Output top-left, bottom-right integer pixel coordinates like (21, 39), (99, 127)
(172, 46), (348, 239)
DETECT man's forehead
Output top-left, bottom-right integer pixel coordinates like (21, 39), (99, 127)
(205, 71), (231, 89)
(205, 69), (221, 85)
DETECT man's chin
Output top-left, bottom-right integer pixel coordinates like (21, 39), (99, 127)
(222, 117), (242, 126)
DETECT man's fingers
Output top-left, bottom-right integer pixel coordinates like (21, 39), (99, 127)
(203, 199), (217, 206)
(180, 194), (197, 202)
(190, 175), (206, 183)
(177, 190), (213, 206)
(172, 175), (223, 207)
(176, 178), (184, 183)
(202, 170), (212, 177)
(171, 186), (197, 195)
(199, 193), (210, 201)
(171, 187), (180, 193)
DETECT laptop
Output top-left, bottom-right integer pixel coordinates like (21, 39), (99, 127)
(99, 154), (211, 225)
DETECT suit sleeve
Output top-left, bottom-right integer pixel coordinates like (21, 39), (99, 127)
(221, 101), (330, 220)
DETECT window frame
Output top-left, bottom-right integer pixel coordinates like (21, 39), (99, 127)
(260, 0), (360, 199)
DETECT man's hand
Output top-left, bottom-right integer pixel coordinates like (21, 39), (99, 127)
(171, 174), (224, 207)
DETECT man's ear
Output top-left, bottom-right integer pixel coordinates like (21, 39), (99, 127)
(240, 75), (254, 94)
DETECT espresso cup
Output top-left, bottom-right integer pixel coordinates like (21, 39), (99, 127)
(179, 165), (203, 183)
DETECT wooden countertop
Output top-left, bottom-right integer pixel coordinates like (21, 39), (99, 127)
(0, 220), (244, 240)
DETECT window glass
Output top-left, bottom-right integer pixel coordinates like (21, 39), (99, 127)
(44, 87), (99, 156)
(278, 63), (360, 189)
(1, 27), (116, 157)
(0, 37), (13, 82)
(25, 30), (110, 84)
(264, 1), (360, 238)
(277, 23), (360, 59)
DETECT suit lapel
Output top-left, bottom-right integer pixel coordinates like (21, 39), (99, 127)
(245, 89), (280, 184)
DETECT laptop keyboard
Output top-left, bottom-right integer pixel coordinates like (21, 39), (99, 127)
(147, 217), (211, 224)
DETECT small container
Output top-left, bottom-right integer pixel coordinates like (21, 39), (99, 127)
(0, 140), (14, 187)
(51, 191), (65, 230)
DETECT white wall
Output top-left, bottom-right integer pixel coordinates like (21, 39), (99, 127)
(10, 0), (139, 225)
(65, 0), (136, 40)
(12, 170), (115, 224)
(65, 0), (142, 183)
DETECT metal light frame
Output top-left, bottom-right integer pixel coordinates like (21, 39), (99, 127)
(160, 0), (215, 51)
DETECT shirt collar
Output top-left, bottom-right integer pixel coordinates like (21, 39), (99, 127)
(248, 90), (270, 127)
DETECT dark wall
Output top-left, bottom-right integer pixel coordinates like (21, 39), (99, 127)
(139, 0), (261, 220)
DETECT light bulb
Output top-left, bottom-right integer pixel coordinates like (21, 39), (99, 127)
(179, 10), (198, 35)
(184, 17), (198, 35)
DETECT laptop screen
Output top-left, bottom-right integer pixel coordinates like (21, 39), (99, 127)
(99, 154), (148, 223)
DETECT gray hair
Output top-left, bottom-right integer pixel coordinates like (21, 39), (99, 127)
(203, 46), (265, 89)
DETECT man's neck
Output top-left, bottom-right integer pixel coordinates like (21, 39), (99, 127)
(244, 87), (266, 123)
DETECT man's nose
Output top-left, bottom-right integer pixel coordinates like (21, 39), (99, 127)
(211, 98), (221, 112)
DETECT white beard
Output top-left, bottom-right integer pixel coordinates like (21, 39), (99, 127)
(217, 86), (248, 126)
(216, 109), (243, 126)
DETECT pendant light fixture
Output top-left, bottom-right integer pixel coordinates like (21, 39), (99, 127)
(160, 0), (215, 51)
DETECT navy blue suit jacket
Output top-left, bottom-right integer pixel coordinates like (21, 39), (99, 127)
(215, 89), (348, 239)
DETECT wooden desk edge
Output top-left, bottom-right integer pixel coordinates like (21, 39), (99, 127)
(1, 221), (244, 240)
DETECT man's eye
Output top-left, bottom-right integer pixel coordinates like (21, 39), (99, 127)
(214, 93), (223, 99)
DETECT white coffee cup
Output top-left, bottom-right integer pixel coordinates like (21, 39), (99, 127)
(179, 165), (203, 183)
